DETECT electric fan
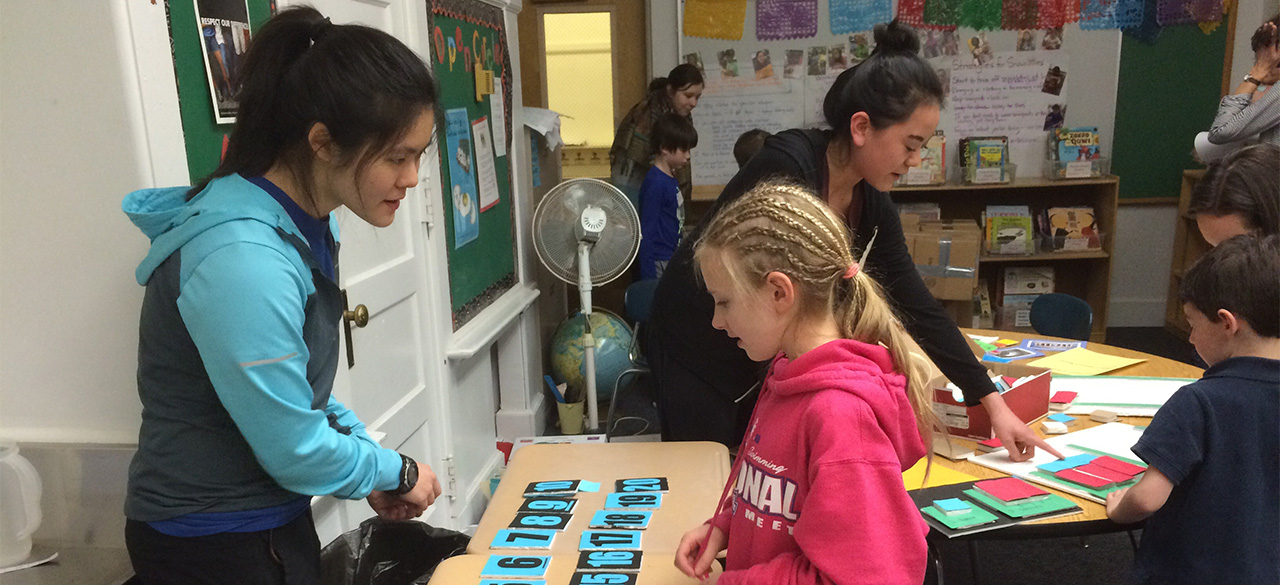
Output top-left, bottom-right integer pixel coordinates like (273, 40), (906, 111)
(532, 178), (642, 431)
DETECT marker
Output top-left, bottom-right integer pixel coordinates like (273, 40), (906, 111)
(544, 375), (566, 403)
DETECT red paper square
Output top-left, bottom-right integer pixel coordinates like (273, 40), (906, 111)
(1050, 391), (1078, 403)
(1091, 456), (1146, 477)
(975, 477), (1049, 502)
(978, 437), (1003, 448)
(1055, 468), (1114, 489)
(1076, 463), (1134, 483)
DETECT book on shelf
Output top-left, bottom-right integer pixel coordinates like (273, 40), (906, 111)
(1049, 127), (1101, 162)
(1039, 206), (1102, 251)
(984, 205), (1035, 255)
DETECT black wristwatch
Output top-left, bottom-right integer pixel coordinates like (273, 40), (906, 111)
(390, 453), (419, 496)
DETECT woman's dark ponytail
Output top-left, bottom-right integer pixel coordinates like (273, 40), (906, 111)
(822, 19), (942, 137)
(191, 6), (439, 199)
(648, 63), (705, 93)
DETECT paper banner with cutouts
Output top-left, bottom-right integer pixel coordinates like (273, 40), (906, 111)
(757, 0), (817, 40)
(830, 0), (892, 35)
(684, 0), (747, 40)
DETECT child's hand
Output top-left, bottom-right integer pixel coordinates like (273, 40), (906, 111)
(674, 523), (726, 581)
(1105, 487), (1130, 519)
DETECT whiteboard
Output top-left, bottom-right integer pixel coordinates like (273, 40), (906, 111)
(681, 2), (1121, 187)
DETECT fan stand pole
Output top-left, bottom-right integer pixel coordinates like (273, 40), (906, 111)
(577, 242), (600, 432)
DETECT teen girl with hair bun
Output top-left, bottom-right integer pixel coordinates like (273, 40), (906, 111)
(647, 19), (1062, 463)
(122, 7), (441, 583)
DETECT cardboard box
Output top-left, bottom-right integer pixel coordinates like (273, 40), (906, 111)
(999, 293), (1040, 332)
(910, 220), (981, 300)
(1002, 266), (1055, 296)
(932, 363), (1051, 440)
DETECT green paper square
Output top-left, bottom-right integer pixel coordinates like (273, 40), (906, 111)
(921, 502), (999, 530)
(963, 489), (1078, 519)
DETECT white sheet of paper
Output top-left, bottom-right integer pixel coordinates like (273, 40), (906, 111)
(490, 79), (507, 157)
(472, 116), (500, 211)
(1055, 375), (1193, 416)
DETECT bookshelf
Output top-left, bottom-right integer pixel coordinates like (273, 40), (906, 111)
(891, 176), (1120, 343)
(1164, 170), (1210, 338)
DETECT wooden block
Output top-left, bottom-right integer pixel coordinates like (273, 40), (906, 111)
(1042, 420), (1069, 434)
(1089, 409), (1118, 423)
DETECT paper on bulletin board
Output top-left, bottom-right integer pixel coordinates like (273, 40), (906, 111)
(472, 116), (500, 212)
(490, 79), (507, 157)
(445, 108), (479, 248)
(691, 77), (803, 186)
(193, 0), (252, 124)
(951, 51), (1069, 179)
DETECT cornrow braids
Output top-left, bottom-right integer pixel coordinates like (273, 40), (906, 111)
(694, 178), (944, 452)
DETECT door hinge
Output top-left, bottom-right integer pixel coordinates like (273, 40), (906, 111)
(443, 455), (458, 500)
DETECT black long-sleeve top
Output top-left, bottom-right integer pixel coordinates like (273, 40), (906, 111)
(648, 129), (997, 406)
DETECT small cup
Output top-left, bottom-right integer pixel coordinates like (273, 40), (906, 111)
(557, 400), (586, 435)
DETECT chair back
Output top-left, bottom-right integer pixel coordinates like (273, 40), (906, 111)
(1030, 293), (1094, 341)
(624, 279), (660, 323)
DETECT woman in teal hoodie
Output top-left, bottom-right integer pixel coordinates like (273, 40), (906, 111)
(121, 7), (441, 584)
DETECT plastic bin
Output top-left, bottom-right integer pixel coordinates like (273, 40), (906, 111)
(1044, 157), (1110, 180)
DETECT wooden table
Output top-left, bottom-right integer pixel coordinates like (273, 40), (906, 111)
(931, 329), (1202, 533)
(428, 553), (720, 585)
(467, 442), (731, 555)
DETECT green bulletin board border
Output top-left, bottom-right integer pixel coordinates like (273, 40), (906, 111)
(166, 0), (274, 183)
(428, 0), (518, 331)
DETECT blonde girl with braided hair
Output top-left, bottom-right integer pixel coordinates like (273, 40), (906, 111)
(675, 180), (938, 585)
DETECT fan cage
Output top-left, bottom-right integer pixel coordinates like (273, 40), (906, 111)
(532, 178), (641, 286)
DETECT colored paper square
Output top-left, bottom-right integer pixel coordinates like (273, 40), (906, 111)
(481, 555), (551, 577)
(605, 492), (663, 510)
(1076, 462), (1135, 483)
(1055, 468), (1115, 489)
(510, 513), (572, 531)
(962, 488), (1080, 519)
(1037, 459), (1080, 473)
(490, 529), (557, 549)
(1047, 413), (1075, 423)
(524, 480), (582, 496)
(932, 498), (972, 514)
(579, 530), (643, 551)
(974, 477), (1049, 502)
(576, 550), (644, 572)
(1092, 455), (1146, 476)
(589, 510), (653, 530)
(615, 478), (669, 493)
(921, 504), (999, 530)
(1050, 391), (1079, 403)
(978, 437), (1003, 448)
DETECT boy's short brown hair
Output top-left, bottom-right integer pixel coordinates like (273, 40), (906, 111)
(1180, 234), (1280, 338)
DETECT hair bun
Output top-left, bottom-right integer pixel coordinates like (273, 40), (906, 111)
(873, 20), (921, 55)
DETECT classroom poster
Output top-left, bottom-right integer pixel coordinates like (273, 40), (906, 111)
(490, 79), (508, 157)
(472, 116), (501, 211)
(193, 0), (252, 123)
(446, 108), (479, 248)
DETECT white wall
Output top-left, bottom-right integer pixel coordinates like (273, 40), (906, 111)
(1, 0), (150, 444)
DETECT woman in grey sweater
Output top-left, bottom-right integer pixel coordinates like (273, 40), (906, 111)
(1209, 15), (1280, 148)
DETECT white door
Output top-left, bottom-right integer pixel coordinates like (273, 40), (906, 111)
(286, 0), (455, 540)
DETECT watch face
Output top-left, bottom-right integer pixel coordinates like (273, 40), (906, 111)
(405, 459), (419, 489)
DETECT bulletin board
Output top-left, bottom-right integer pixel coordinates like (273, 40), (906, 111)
(680, 1), (1124, 189)
(166, 0), (273, 183)
(428, 0), (518, 331)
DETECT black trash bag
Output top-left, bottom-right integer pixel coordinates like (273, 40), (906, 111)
(320, 517), (470, 585)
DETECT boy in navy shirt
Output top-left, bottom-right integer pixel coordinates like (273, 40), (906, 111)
(637, 114), (697, 280)
(1106, 234), (1279, 584)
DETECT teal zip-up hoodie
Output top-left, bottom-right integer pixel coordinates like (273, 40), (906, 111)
(122, 174), (402, 521)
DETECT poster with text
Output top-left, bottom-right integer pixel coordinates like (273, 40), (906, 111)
(446, 108), (479, 248)
(472, 117), (501, 211)
(193, 0), (251, 123)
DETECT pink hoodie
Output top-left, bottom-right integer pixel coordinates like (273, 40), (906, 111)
(708, 339), (929, 585)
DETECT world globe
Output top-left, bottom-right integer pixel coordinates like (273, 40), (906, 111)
(549, 309), (634, 403)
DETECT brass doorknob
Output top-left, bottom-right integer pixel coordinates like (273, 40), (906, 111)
(344, 304), (369, 328)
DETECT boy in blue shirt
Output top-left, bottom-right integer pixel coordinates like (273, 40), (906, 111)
(637, 113), (697, 280)
(1106, 234), (1279, 584)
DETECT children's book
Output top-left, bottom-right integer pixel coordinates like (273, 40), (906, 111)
(984, 205), (1035, 254)
(1052, 127), (1101, 161)
(1042, 206), (1101, 251)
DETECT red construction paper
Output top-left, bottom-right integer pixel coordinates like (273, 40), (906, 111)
(1091, 456), (1146, 477)
(1056, 468), (1115, 488)
(1050, 391), (1078, 403)
(975, 477), (1049, 502)
(978, 437), (1003, 448)
(1076, 463), (1134, 483)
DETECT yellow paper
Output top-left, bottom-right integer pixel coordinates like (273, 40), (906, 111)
(683, 0), (747, 40)
(474, 66), (494, 102)
(902, 459), (979, 490)
(1027, 347), (1144, 376)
